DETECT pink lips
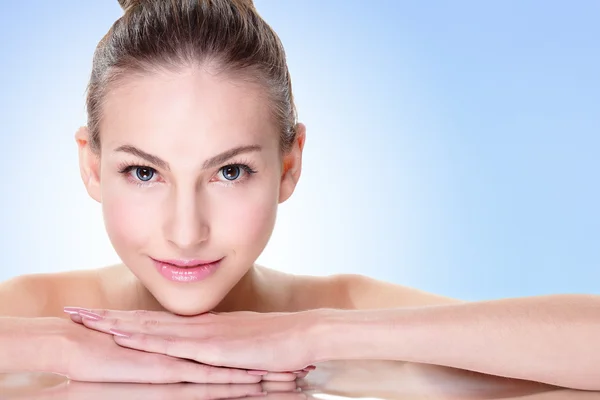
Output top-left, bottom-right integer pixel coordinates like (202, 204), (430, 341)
(156, 258), (220, 267)
(152, 257), (223, 283)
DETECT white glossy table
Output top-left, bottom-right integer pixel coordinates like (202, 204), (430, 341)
(1, 360), (597, 399)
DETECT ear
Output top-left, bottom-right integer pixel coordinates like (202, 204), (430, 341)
(75, 126), (102, 203)
(278, 123), (306, 204)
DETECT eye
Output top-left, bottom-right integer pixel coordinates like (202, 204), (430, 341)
(135, 167), (155, 182)
(215, 163), (257, 184)
(220, 165), (242, 181)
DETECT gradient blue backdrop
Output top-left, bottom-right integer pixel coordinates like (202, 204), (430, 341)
(0, 1), (598, 301)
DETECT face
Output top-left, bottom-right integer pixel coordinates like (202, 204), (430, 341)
(76, 67), (305, 315)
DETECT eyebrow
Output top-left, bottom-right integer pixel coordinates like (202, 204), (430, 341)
(114, 144), (262, 171)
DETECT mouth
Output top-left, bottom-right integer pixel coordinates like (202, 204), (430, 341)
(151, 257), (224, 283)
(151, 257), (223, 268)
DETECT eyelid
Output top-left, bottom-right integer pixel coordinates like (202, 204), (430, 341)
(117, 159), (257, 185)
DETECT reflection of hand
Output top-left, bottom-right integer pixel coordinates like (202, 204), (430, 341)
(14, 380), (306, 400)
(47, 317), (276, 384)
(69, 308), (319, 374)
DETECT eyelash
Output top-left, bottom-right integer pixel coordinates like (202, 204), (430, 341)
(116, 160), (258, 187)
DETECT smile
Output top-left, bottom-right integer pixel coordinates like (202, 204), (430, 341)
(151, 257), (224, 283)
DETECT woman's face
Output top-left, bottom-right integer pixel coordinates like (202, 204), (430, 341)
(77, 68), (304, 315)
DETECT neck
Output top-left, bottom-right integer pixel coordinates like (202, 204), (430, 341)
(212, 264), (263, 312)
(130, 263), (292, 314)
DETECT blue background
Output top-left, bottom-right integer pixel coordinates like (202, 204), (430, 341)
(0, 1), (598, 300)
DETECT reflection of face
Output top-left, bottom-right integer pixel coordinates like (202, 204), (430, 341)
(94, 68), (287, 315)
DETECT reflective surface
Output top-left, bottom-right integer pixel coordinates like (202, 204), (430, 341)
(2, 360), (598, 399)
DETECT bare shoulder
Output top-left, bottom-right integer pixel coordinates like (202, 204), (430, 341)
(0, 265), (122, 319)
(331, 273), (465, 309)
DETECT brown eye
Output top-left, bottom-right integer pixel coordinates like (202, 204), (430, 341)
(221, 165), (241, 181)
(135, 167), (155, 181)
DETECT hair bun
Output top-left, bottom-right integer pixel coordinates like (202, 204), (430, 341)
(118, 0), (141, 12)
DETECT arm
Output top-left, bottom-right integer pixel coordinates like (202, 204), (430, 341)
(0, 275), (66, 373)
(0, 316), (64, 373)
(315, 292), (600, 391)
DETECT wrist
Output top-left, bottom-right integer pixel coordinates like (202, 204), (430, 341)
(0, 317), (67, 374)
(305, 308), (374, 363)
(306, 308), (411, 363)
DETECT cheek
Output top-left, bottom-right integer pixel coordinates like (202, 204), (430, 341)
(101, 186), (155, 256)
(214, 184), (278, 253)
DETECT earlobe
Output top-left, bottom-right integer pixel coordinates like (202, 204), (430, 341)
(74, 126), (102, 203)
(278, 123), (306, 204)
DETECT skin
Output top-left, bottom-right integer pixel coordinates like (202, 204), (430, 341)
(6, 64), (557, 393)
(0, 65), (458, 320)
(77, 66), (302, 317)
(0, 61), (598, 396)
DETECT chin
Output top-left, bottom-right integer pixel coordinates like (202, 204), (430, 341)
(154, 291), (222, 316)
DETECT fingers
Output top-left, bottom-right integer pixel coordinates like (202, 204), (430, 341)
(64, 307), (194, 324)
(164, 357), (263, 384)
(84, 351), (264, 384)
(74, 310), (187, 337)
(68, 308), (213, 338)
(74, 316), (314, 383)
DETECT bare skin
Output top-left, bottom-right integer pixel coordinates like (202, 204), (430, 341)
(0, 267), (568, 399)
(0, 262), (462, 320)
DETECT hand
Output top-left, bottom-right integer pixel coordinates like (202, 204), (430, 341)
(46, 316), (277, 384)
(67, 307), (324, 374)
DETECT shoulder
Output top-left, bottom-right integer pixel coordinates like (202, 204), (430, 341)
(0, 273), (51, 317)
(332, 273), (465, 309)
(0, 265), (118, 318)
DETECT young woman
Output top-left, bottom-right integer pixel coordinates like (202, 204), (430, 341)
(0, 0), (598, 392)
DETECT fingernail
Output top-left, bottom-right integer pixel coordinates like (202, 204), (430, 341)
(109, 329), (131, 338)
(77, 310), (103, 321)
(247, 370), (268, 375)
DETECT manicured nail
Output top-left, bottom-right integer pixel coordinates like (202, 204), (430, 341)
(77, 310), (103, 321)
(109, 329), (131, 338)
(247, 370), (268, 375)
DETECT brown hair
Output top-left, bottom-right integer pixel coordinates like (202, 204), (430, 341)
(86, 0), (298, 153)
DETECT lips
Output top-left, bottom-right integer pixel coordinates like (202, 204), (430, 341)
(152, 258), (222, 268)
(152, 257), (224, 283)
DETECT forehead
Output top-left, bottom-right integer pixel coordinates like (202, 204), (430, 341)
(100, 67), (277, 155)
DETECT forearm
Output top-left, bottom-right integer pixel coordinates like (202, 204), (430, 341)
(0, 317), (64, 373)
(314, 294), (600, 391)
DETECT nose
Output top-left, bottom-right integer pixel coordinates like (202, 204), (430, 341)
(163, 187), (210, 251)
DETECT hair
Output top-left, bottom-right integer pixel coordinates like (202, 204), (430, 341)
(86, 0), (298, 154)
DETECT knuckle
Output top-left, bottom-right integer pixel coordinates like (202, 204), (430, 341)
(135, 333), (149, 346)
(133, 309), (149, 318)
(204, 364), (226, 382)
(142, 319), (160, 329)
(93, 309), (108, 317)
(106, 318), (121, 330)
(162, 335), (180, 355)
